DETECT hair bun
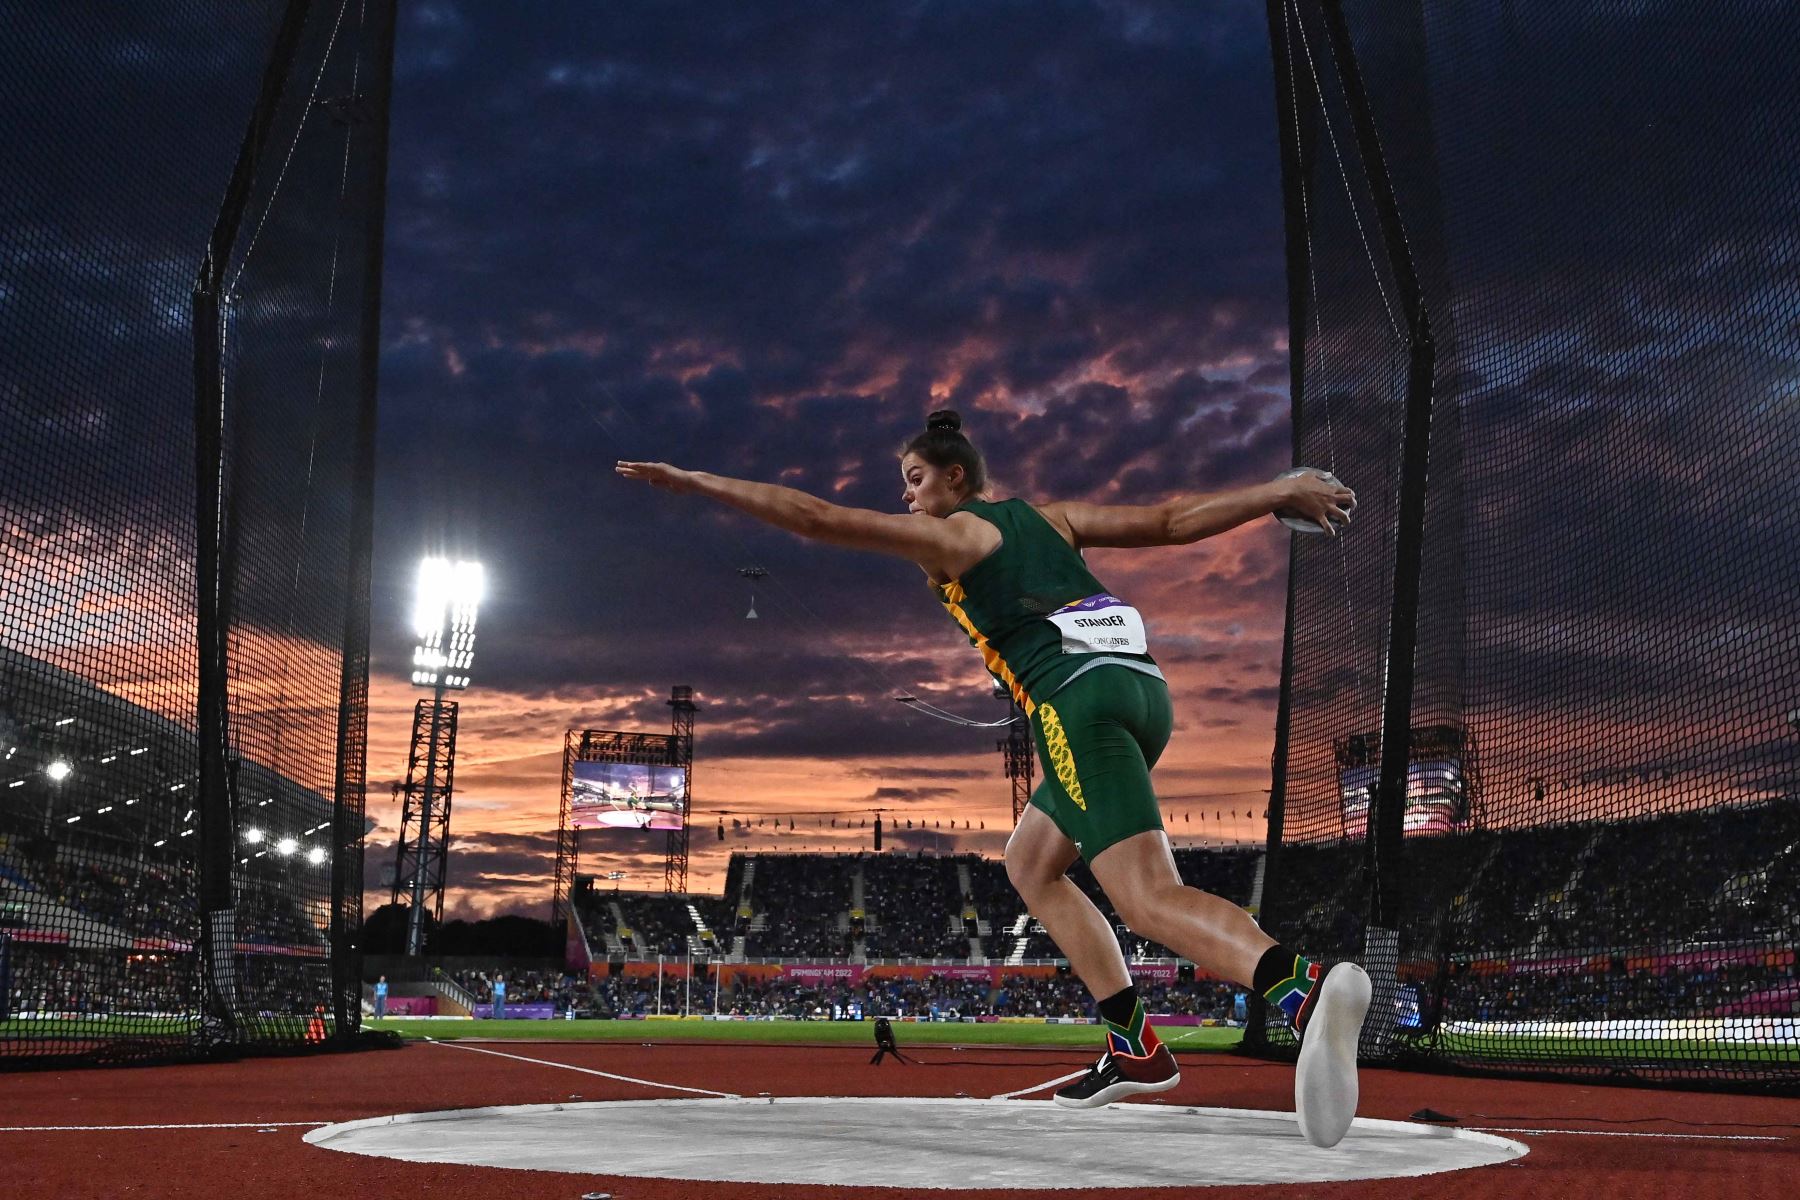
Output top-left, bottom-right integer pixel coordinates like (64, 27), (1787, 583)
(926, 409), (962, 434)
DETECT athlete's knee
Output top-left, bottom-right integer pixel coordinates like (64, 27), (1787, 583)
(1004, 843), (1051, 902)
(1116, 883), (1187, 944)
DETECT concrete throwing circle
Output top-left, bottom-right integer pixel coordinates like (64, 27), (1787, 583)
(305, 1097), (1528, 1189)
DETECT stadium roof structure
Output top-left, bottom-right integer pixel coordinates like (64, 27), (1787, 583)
(0, 643), (372, 861)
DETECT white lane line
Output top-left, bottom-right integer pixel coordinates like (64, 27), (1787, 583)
(428, 1038), (738, 1098)
(0, 1121), (327, 1132)
(990, 1068), (1089, 1100)
(1470, 1126), (1785, 1142)
(1166, 1028), (1210, 1044)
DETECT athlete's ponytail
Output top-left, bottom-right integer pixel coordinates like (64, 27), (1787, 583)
(901, 409), (988, 495)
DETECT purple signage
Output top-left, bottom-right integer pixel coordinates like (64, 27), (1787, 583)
(472, 1002), (557, 1020)
(382, 995), (437, 1017)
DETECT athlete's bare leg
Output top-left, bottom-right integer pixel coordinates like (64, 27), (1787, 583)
(1089, 828), (1275, 986)
(1004, 806), (1130, 999)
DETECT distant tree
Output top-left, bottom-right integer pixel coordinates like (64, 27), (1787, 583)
(360, 902), (420, 955)
(428, 913), (561, 958)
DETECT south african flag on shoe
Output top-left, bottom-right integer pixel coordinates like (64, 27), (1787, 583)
(1055, 1015), (1179, 1108)
(1265, 954), (1324, 1035)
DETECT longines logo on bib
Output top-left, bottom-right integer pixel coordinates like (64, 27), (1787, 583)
(1047, 592), (1148, 655)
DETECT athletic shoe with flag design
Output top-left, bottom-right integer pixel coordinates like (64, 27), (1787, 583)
(1053, 1043), (1179, 1108)
(1295, 961), (1371, 1148)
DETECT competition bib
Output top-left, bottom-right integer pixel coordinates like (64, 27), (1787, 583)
(1047, 592), (1148, 655)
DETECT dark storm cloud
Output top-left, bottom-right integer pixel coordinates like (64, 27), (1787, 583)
(869, 785), (957, 803)
(370, 0), (1292, 704)
(441, 828), (562, 884)
(848, 764), (985, 781)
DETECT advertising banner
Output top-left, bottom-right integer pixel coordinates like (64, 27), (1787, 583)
(865, 964), (994, 982)
(781, 963), (865, 983)
(382, 995), (438, 1017)
(472, 1002), (557, 1019)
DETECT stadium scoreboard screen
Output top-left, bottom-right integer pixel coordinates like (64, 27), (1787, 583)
(570, 760), (688, 831)
(1335, 725), (1469, 839)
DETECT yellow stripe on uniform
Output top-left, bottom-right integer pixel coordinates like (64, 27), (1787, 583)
(1036, 702), (1086, 811)
(938, 579), (1034, 716)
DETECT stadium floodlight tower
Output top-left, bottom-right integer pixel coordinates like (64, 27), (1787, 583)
(395, 556), (483, 957)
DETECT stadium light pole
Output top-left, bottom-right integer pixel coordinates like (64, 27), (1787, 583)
(404, 556), (482, 956)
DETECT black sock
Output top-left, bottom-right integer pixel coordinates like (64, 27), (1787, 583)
(1253, 944), (1323, 1031)
(1252, 945), (1296, 995)
(1096, 984), (1139, 1029)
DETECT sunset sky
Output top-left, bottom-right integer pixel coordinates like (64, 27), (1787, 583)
(362, 3), (1298, 918)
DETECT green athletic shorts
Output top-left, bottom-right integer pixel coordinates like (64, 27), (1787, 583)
(1028, 665), (1174, 862)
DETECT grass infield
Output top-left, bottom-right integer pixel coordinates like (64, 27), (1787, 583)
(8, 1016), (1784, 1063)
(1430, 1030), (1797, 1063)
(369, 1016), (1246, 1051)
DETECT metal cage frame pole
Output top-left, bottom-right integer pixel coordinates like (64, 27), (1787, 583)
(1249, 0), (1323, 1054)
(191, 0), (316, 1041)
(330, 0), (398, 1032)
(1313, 0), (1439, 944)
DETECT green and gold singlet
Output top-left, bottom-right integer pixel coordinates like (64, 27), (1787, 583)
(934, 499), (1173, 860)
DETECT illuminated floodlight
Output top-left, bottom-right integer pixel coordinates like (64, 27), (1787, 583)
(411, 557), (483, 690)
(45, 760), (72, 783)
(244, 827), (264, 844)
(276, 836), (298, 856)
(307, 846), (327, 866)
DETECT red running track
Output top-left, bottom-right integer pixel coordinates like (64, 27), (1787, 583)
(2, 1040), (1796, 1199)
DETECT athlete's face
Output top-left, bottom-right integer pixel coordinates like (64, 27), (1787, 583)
(900, 453), (966, 518)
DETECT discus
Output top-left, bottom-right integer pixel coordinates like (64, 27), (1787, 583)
(1275, 466), (1354, 535)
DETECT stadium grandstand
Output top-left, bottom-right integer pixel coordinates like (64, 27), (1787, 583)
(0, 647), (352, 1041)
(555, 805), (1795, 1035)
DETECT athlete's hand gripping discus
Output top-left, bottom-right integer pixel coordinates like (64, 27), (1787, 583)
(1274, 467), (1356, 536)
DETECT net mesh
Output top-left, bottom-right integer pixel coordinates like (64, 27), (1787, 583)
(1258, 0), (1800, 1091)
(0, 0), (389, 1065)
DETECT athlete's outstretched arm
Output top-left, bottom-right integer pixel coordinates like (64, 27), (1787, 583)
(1044, 473), (1354, 548)
(615, 461), (994, 574)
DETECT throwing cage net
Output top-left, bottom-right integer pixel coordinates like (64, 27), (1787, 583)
(1252, 0), (1800, 1091)
(0, 0), (394, 1065)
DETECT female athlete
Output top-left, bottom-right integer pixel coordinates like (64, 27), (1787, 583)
(617, 409), (1371, 1148)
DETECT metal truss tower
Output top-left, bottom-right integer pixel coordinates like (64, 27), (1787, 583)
(391, 697), (459, 936)
(550, 728), (581, 926)
(664, 685), (698, 893)
(999, 700), (1033, 825)
(550, 692), (698, 922)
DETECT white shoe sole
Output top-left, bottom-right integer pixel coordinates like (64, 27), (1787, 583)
(1053, 1071), (1180, 1109)
(1295, 961), (1371, 1148)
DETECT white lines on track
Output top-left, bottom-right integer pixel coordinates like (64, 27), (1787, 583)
(1469, 1126), (1786, 1142)
(990, 1068), (1088, 1100)
(427, 1037), (739, 1098)
(0, 1121), (327, 1132)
